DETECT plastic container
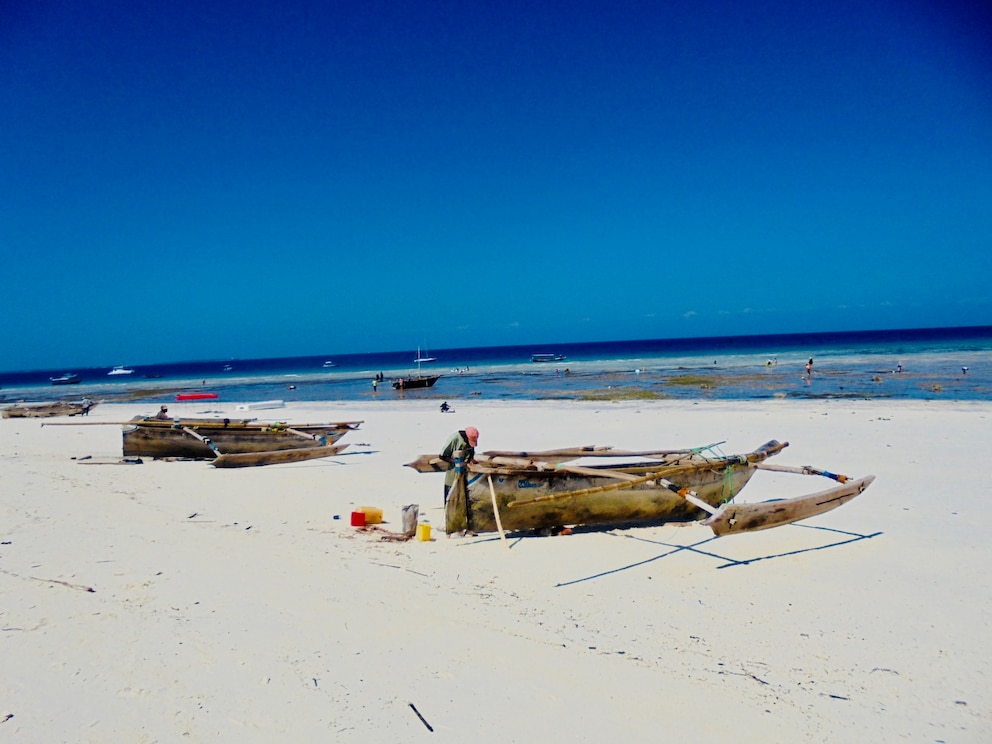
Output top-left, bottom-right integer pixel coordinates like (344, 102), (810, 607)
(417, 522), (432, 541)
(350, 511), (366, 527)
(357, 506), (383, 525)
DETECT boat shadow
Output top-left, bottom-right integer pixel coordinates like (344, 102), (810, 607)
(551, 523), (883, 586)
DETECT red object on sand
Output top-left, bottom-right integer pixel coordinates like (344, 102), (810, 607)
(350, 511), (366, 527)
(175, 393), (219, 401)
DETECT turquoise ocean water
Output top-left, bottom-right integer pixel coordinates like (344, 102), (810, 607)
(2, 326), (990, 406)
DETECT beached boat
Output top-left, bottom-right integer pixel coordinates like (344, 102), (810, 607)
(531, 353), (566, 363)
(119, 416), (363, 460)
(405, 440), (874, 536)
(50, 373), (81, 385)
(108, 366), (134, 376)
(3, 400), (97, 418)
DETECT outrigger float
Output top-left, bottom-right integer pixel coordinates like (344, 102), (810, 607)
(42, 416), (362, 468)
(405, 440), (874, 536)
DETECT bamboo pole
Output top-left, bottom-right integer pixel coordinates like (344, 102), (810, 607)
(181, 427), (221, 457)
(39, 419), (363, 429)
(756, 462), (848, 482)
(480, 442), (726, 460)
(488, 476), (510, 551)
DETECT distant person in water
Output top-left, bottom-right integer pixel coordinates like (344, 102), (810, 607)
(440, 426), (479, 506)
(154, 405), (170, 420)
(806, 357), (814, 378)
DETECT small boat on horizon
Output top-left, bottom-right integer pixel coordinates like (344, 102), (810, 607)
(108, 366), (134, 376)
(322, 361), (337, 368)
(413, 346), (437, 364)
(50, 373), (81, 385)
(531, 353), (566, 363)
(175, 392), (219, 401)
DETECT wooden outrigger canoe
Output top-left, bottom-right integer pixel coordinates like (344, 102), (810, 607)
(120, 417), (362, 461)
(39, 417), (362, 468)
(405, 440), (874, 536)
(2, 401), (98, 418)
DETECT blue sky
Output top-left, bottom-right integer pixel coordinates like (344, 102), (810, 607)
(2, 0), (990, 372)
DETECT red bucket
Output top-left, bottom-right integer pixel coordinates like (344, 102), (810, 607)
(350, 511), (366, 527)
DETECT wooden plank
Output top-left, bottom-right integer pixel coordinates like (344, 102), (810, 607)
(404, 455), (451, 472)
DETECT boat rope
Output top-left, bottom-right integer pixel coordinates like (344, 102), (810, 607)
(692, 441), (728, 461)
(722, 466), (737, 503)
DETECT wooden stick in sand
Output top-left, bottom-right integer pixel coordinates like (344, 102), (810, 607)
(488, 476), (510, 551)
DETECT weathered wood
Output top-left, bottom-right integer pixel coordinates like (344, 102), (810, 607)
(405, 442), (731, 474)
(506, 458), (760, 507)
(210, 443), (349, 468)
(4, 401), (97, 418)
(756, 462), (849, 482)
(427, 439), (870, 536)
(488, 476), (510, 550)
(181, 426), (219, 455)
(122, 419), (360, 459)
(481, 443), (726, 461)
(404, 454), (452, 472)
(704, 475), (875, 536)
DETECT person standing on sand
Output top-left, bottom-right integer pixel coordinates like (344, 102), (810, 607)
(440, 426), (479, 506)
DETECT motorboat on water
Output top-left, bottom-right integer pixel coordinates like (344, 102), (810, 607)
(108, 366), (134, 376)
(51, 373), (81, 385)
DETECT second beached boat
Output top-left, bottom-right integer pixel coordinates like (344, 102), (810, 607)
(121, 416), (363, 462)
(406, 440), (873, 535)
(3, 400), (97, 418)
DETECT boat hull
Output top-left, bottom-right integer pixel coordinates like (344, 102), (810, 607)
(451, 460), (759, 534)
(121, 417), (358, 458)
(392, 375), (440, 390)
(3, 402), (95, 418)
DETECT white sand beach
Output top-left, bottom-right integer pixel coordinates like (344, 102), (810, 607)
(1, 399), (990, 742)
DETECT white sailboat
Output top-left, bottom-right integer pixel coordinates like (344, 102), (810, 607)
(413, 346), (436, 364)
